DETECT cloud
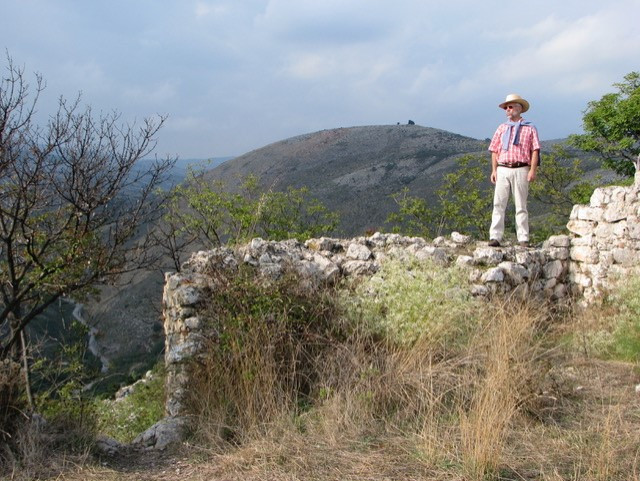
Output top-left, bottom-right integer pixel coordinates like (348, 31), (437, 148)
(2, 0), (640, 156)
(122, 81), (178, 106)
(257, 0), (395, 45)
(489, 5), (640, 94)
(194, 1), (229, 18)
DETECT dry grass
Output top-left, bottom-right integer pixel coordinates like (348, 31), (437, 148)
(6, 268), (640, 481)
(458, 299), (541, 480)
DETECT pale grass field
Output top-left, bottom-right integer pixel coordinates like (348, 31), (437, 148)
(6, 256), (640, 481)
(12, 295), (639, 481)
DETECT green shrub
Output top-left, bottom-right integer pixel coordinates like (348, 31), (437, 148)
(605, 277), (640, 361)
(95, 364), (165, 443)
(578, 275), (640, 362)
(345, 258), (480, 346)
(31, 320), (100, 451)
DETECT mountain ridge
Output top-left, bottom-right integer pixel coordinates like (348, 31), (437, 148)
(203, 124), (571, 236)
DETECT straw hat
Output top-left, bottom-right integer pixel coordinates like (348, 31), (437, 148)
(499, 94), (529, 113)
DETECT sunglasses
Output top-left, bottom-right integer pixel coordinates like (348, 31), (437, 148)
(505, 105), (519, 110)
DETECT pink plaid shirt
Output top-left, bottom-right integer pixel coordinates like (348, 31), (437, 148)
(488, 121), (540, 166)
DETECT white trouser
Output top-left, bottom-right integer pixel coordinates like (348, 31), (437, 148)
(489, 166), (529, 242)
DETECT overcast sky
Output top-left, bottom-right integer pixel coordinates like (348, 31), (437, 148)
(2, 1), (639, 159)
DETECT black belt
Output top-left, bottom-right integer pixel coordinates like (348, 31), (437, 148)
(498, 162), (529, 168)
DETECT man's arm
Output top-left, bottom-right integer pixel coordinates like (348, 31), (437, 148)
(491, 151), (499, 184)
(528, 149), (539, 182)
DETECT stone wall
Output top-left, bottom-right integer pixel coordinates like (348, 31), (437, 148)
(149, 176), (640, 448)
(567, 173), (640, 303)
(162, 232), (572, 419)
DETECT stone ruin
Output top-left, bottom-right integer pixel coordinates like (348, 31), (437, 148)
(136, 174), (640, 449)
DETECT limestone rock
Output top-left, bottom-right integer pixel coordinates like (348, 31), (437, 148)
(544, 235), (571, 248)
(567, 219), (596, 237)
(481, 267), (504, 283)
(415, 246), (449, 264)
(346, 243), (373, 261)
(95, 435), (123, 456)
(498, 261), (528, 285)
(543, 260), (565, 279)
(570, 246), (599, 264)
(451, 231), (471, 244)
(473, 247), (504, 266)
(132, 416), (189, 450)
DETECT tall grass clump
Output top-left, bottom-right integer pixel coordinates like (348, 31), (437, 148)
(459, 299), (543, 480)
(187, 264), (348, 446)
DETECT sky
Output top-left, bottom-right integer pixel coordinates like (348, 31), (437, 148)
(2, 0), (639, 159)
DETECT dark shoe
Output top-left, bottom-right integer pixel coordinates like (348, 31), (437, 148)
(488, 239), (500, 247)
(518, 241), (530, 248)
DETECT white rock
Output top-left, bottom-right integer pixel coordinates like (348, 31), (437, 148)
(498, 261), (528, 285)
(544, 235), (571, 248)
(456, 255), (474, 266)
(603, 202), (627, 223)
(473, 247), (504, 266)
(570, 246), (599, 264)
(546, 247), (569, 261)
(590, 188), (609, 207)
(433, 236), (446, 246)
(346, 243), (373, 261)
(481, 267), (504, 283)
(250, 237), (267, 250)
(543, 260), (565, 279)
(574, 206), (603, 222)
(311, 253), (341, 281)
(451, 231), (471, 244)
(258, 253), (272, 264)
(174, 285), (204, 307)
(342, 260), (376, 276)
(305, 237), (337, 251)
(613, 247), (638, 266)
(415, 246), (449, 264)
(567, 219), (596, 237)
(133, 416), (188, 450)
(571, 234), (595, 246)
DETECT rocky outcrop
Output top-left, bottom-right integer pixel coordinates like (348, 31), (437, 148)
(567, 172), (640, 303)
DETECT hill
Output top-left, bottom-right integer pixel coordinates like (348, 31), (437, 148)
(203, 125), (593, 237)
(206, 125), (486, 235)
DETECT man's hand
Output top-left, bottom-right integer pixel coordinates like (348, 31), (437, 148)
(491, 170), (497, 184)
(527, 169), (536, 182)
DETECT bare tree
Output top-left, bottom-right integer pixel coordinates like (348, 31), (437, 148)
(0, 55), (175, 372)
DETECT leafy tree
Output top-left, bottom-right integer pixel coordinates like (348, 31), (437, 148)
(0, 54), (175, 376)
(435, 155), (493, 237)
(387, 187), (434, 238)
(388, 154), (492, 239)
(529, 145), (598, 240)
(570, 71), (640, 177)
(159, 169), (339, 270)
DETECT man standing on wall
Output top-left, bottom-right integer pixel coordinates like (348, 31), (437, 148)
(488, 94), (540, 248)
